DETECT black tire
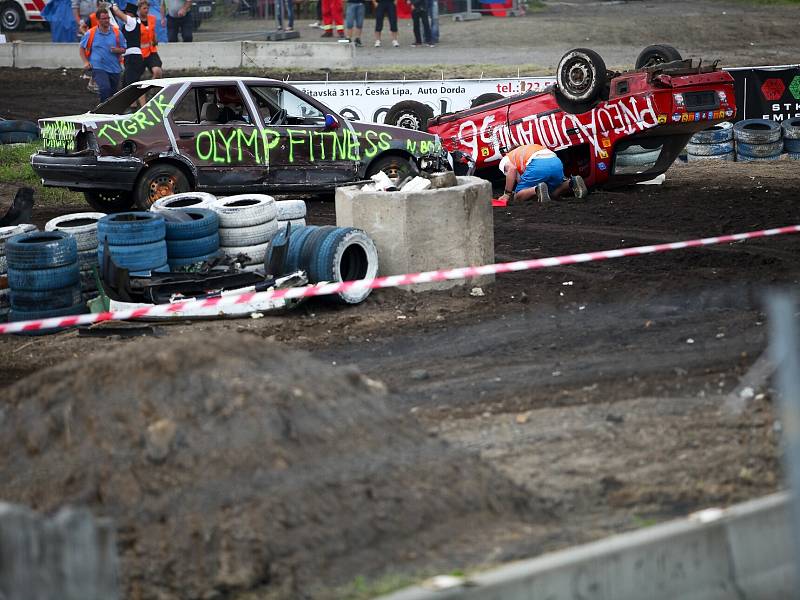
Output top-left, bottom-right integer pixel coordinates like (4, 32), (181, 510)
(0, 131), (38, 144)
(366, 154), (419, 186)
(7, 263), (81, 291)
(0, 2), (25, 32)
(84, 190), (135, 213)
(635, 44), (682, 69)
(163, 208), (219, 241)
(5, 231), (78, 270)
(134, 163), (191, 210)
(98, 240), (168, 272)
(556, 48), (607, 103)
(553, 88), (596, 115)
(470, 93), (504, 108)
(97, 211), (166, 246)
(385, 101), (434, 131)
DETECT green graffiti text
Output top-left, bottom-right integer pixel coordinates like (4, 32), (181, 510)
(41, 120), (75, 151)
(97, 94), (174, 145)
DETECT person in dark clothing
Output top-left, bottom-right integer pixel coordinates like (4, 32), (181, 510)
(407, 0), (431, 46)
(161, 0), (192, 42)
(111, 0), (146, 86)
(372, 0), (398, 47)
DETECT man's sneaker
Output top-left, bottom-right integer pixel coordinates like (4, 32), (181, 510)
(410, 43), (419, 47)
(570, 175), (588, 199)
(535, 182), (551, 203)
(392, 39), (400, 47)
(427, 43), (436, 47)
(355, 37), (363, 46)
(374, 39), (381, 47)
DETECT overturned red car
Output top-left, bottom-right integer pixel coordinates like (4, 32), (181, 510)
(425, 46), (736, 187)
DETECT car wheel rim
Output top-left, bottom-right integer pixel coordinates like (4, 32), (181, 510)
(396, 113), (421, 130)
(2, 11), (19, 29)
(565, 61), (591, 94)
(147, 174), (178, 205)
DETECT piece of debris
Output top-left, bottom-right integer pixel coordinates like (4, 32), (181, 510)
(400, 176), (432, 192)
(145, 418), (177, 463)
(470, 287), (484, 297)
(515, 412), (531, 424)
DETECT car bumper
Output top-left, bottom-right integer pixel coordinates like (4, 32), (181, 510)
(31, 152), (143, 191)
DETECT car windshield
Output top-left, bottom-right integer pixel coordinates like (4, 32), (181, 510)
(93, 84), (166, 115)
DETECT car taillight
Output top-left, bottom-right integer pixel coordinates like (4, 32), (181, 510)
(673, 93), (685, 108)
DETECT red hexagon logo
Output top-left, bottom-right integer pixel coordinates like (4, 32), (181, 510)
(761, 78), (786, 101)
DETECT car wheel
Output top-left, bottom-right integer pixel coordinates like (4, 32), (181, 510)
(385, 101), (434, 131)
(83, 190), (135, 213)
(367, 154), (419, 186)
(1, 2), (25, 32)
(635, 44), (682, 69)
(470, 93), (504, 108)
(556, 48), (607, 104)
(135, 164), (190, 210)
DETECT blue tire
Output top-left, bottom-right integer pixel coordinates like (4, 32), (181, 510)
(298, 226), (337, 277)
(284, 225), (321, 273)
(98, 240), (168, 272)
(736, 139), (784, 158)
(166, 232), (220, 259)
(10, 283), (83, 311)
(164, 208), (220, 241)
(733, 119), (782, 144)
(7, 263), (81, 291)
(736, 153), (781, 162)
(787, 152), (800, 160)
(5, 231), (78, 270)
(0, 131), (39, 144)
(308, 227), (379, 304)
(689, 122), (733, 144)
(783, 138), (800, 153)
(168, 251), (220, 270)
(97, 212), (166, 246)
(685, 141), (734, 156)
(9, 302), (86, 336)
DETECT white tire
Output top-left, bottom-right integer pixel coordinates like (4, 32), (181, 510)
(219, 219), (280, 247)
(45, 212), (105, 252)
(0, 223), (37, 244)
(277, 218), (307, 232)
(150, 192), (217, 212)
(219, 241), (270, 266)
(0, 253), (6, 274)
(275, 199), (306, 220)
(210, 194), (278, 228)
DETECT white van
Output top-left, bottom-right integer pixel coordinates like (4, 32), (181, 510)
(1, 0), (48, 32)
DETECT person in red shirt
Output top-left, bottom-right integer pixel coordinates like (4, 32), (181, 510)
(499, 144), (588, 203)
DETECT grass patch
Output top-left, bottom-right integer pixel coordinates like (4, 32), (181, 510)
(333, 572), (425, 600)
(0, 142), (83, 207)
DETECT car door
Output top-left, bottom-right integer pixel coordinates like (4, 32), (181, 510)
(246, 84), (359, 188)
(169, 83), (267, 191)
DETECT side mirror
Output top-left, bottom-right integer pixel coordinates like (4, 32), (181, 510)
(324, 114), (339, 130)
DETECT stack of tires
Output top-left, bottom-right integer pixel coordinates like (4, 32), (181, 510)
(210, 195), (279, 268)
(782, 118), (800, 159)
(266, 225), (378, 305)
(276, 200), (307, 233)
(97, 212), (169, 275)
(0, 224), (38, 322)
(0, 120), (39, 145)
(45, 213), (105, 299)
(685, 122), (734, 161)
(163, 208), (221, 271)
(6, 231), (85, 329)
(734, 119), (783, 162)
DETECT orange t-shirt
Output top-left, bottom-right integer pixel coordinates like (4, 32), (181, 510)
(506, 144), (552, 174)
(140, 15), (158, 57)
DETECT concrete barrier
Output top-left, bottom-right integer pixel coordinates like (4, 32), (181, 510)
(335, 175), (494, 292)
(377, 492), (796, 600)
(2, 40), (353, 70)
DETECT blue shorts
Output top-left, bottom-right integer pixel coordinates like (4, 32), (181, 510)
(515, 156), (564, 193)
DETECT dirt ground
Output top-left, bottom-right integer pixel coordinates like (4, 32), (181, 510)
(1, 1), (800, 598)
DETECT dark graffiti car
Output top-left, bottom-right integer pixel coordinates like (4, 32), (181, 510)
(32, 76), (449, 212)
(420, 46), (736, 187)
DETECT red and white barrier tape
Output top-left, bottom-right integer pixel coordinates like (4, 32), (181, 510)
(1, 224), (799, 335)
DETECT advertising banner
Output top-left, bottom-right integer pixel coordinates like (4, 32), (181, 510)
(722, 65), (800, 122)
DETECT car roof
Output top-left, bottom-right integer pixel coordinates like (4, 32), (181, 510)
(141, 76), (284, 87)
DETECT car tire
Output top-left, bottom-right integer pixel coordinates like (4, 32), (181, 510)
(45, 212), (106, 252)
(781, 118), (800, 140)
(97, 212), (166, 246)
(784, 139), (800, 153)
(0, 2), (25, 31)
(150, 191), (217, 211)
(166, 232), (220, 259)
(7, 263), (81, 291)
(219, 219), (279, 247)
(210, 194), (278, 228)
(164, 208), (220, 241)
(134, 163), (191, 210)
(10, 284), (83, 311)
(275, 199), (306, 221)
(556, 48), (607, 103)
(687, 151), (734, 162)
(470, 93), (504, 108)
(685, 141), (734, 156)
(5, 231), (79, 270)
(690, 122), (734, 144)
(385, 101), (434, 131)
(8, 303), (86, 333)
(733, 119), (782, 145)
(366, 154), (419, 185)
(97, 240), (169, 272)
(735, 153), (781, 163)
(308, 227), (378, 304)
(280, 225), (320, 274)
(635, 44), (682, 69)
(84, 190), (135, 213)
(736, 139), (784, 158)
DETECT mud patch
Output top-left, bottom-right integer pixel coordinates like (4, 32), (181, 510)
(0, 332), (542, 599)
